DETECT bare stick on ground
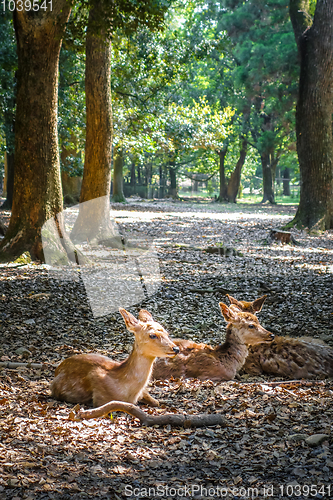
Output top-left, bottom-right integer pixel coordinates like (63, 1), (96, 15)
(72, 401), (227, 428)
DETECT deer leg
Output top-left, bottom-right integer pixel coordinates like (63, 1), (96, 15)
(139, 389), (159, 407)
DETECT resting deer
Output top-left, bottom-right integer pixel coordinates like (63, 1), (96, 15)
(152, 303), (274, 381)
(227, 294), (267, 314)
(228, 295), (333, 379)
(51, 308), (179, 407)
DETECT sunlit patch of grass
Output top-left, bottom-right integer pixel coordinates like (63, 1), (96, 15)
(179, 190), (300, 206)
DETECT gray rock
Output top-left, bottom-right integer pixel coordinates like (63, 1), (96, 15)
(288, 434), (308, 442)
(15, 347), (32, 358)
(305, 434), (329, 447)
(24, 319), (35, 325)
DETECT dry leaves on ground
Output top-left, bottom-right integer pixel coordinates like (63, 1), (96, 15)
(0, 199), (332, 499)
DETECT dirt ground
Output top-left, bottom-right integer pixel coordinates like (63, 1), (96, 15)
(0, 199), (332, 500)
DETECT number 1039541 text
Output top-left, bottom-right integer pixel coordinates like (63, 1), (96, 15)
(2, 0), (52, 11)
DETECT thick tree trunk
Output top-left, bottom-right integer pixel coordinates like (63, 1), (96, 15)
(226, 139), (247, 203)
(283, 167), (291, 196)
(216, 146), (228, 202)
(261, 153), (276, 203)
(168, 162), (178, 198)
(0, 3), (72, 261)
(71, 7), (113, 242)
(112, 148), (126, 202)
(288, 0), (333, 230)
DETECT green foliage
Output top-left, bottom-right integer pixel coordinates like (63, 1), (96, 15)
(0, 11), (17, 157)
(58, 47), (86, 177)
(65, 0), (173, 43)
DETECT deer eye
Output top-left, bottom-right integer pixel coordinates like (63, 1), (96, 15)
(150, 334), (158, 339)
(248, 324), (255, 329)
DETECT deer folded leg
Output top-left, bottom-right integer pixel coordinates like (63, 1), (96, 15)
(139, 389), (159, 407)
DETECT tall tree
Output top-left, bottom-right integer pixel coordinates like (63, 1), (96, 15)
(219, 0), (299, 203)
(288, 0), (333, 230)
(71, 5), (113, 243)
(226, 138), (247, 203)
(112, 147), (126, 202)
(0, 1), (73, 260)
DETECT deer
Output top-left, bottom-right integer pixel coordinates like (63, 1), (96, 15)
(227, 294), (267, 314)
(51, 308), (180, 408)
(227, 295), (333, 379)
(152, 303), (275, 381)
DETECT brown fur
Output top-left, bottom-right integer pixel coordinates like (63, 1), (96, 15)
(51, 308), (179, 407)
(152, 303), (274, 381)
(228, 295), (333, 379)
(243, 336), (333, 379)
(227, 294), (267, 314)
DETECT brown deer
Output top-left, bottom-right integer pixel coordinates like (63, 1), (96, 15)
(227, 294), (267, 314)
(227, 295), (333, 379)
(51, 308), (179, 407)
(152, 303), (274, 381)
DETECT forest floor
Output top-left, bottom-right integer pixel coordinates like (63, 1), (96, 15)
(0, 198), (333, 500)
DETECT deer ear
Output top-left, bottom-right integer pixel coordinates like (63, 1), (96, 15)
(119, 308), (139, 332)
(226, 295), (242, 308)
(138, 309), (154, 322)
(252, 295), (267, 313)
(219, 302), (238, 322)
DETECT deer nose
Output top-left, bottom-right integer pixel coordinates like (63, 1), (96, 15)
(173, 346), (180, 354)
(269, 333), (275, 340)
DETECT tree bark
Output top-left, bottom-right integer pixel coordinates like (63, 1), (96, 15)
(226, 139), (247, 203)
(130, 159), (136, 186)
(137, 163), (141, 184)
(261, 153), (276, 203)
(288, 0), (333, 230)
(112, 147), (126, 202)
(168, 160), (178, 198)
(159, 164), (165, 198)
(216, 146), (228, 202)
(71, 7), (114, 242)
(0, 3), (72, 261)
(283, 167), (291, 196)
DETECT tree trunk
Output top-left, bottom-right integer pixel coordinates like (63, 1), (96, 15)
(112, 148), (126, 202)
(226, 139), (247, 203)
(288, 0), (333, 230)
(283, 167), (291, 196)
(145, 161), (152, 186)
(216, 146), (228, 202)
(130, 159), (136, 186)
(0, 3), (72, 261)
(261, 153), (276, 203)
(168, 162), (178, 198)
(159, 164), (165, 198)
(71, 7), (113, 242)
(137, 164), (141, 184)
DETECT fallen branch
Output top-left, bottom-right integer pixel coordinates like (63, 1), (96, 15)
(259, 379), (326, 387)
(72, 401), (227, 428)
(241, 380), (326, 387)
(0, 362), (52, 369)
